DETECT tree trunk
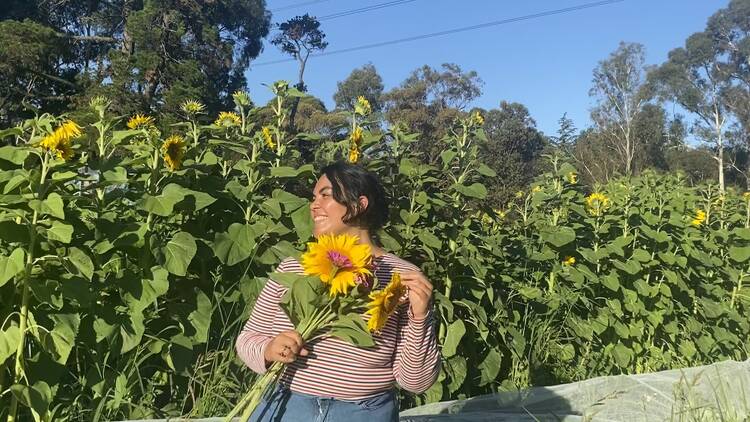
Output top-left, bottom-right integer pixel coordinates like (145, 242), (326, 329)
(288, 56), (308, 131)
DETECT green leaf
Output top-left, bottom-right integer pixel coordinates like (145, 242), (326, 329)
(163, 184), (216, 212)
(729, 246), (750, 263)
(67, 247), (93, 280)
(442, 320), (466, 358)
(478, 348), (502, 386)
(453, 182), (487, 199)
(440, 150), (457, 167)
(10, 381), (51, 421)
(543, 227), (576, 248)
(103, 167), (128, 183)
(417, 230), (442, 250)
(612, 343), (633, 367)
(0, 325), (20, 363)
(600, 272), (620, 292)
(0, 248), (25, 287)
(139, 187), (184, 216)
(163, 231), (197, 276)
(41, 193), (65, 219)
(291, 205), (313, 242)
(45, 221), (73, 244)
(188, 290), (212, 344)
(38, 313), (80, 364)
(0, 146), (30, 165)
(120, 312), (145, 354)
(270, 166), (299, 178)
(212, 223), (259, 266)
(328, 314), (375, 347)
(477, 163), (497, 177)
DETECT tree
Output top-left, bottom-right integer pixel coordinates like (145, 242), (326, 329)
(271, 14), (327, 129)
(480, 101), (546, 205)
(383, 63), (482, 163)
(551, 113), (577, 155)
(651, 31), (732, 192)
(589, 42), (653, 177)
(0, 0), (271, 124)
(333, 63), (384, 112)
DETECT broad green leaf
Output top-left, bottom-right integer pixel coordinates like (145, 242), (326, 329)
(67, 247), (93, 280)
(446, 356), (467, 394)
(729, 246), (750, 263)
(290, 205), (313, 242)
(477, 163), (497, 177)
(418, 230), (442, 250)
(45, 221), (74, 244)
(329, 314), (374, 347)
(41, 193), (65, 219)
(163, 231), (197, 276)
(0, 146), (30, 165)
(453, 182), (487, 199)
(478, 349), (502, 386)
(120, 312), (145, 354)
(0, 326), (20, 363)
(10, 381), (51, 421)
(612, 343), (633, 367)
(270, 166), (299, 178)
(442, 320), (466, 358)
(0, 248), (25, 287)
(212, 223), (259, 266)
(38, 313), (80, 364)
(188, 290), (212, 344)
(544, 227), (576, 248)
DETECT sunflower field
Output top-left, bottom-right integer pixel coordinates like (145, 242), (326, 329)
(0, 83), (749, 421)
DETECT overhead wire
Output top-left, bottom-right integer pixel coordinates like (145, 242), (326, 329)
(270, 0), (333, 13)
(254, 0), (626, 67)
(317, 0), (419, 21)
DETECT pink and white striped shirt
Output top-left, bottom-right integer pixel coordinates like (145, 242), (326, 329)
(235, 253), (441, 400)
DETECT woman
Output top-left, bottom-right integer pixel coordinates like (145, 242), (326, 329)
(235, 162), (440, 421)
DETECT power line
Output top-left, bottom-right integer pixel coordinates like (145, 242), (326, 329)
(317, 0), (419, 21)
(254, 0), (626, 67)
(270, 0), (333, 13)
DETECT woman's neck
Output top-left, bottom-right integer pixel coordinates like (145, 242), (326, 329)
(347, 228), (386, 257)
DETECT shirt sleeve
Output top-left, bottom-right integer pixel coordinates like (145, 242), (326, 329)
(391, 302), (441, 393)
(235, 267), (288, 374)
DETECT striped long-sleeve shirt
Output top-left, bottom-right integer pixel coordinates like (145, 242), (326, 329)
(235, 253), (441, 400)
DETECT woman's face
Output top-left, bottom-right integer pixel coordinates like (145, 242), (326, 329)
(310, 175), (350, 238)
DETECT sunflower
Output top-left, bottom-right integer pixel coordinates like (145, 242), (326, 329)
(563, 256), (576, 266)
(301, 234), (373, 297)
(127, 114), (155, 130)
(161, 135), (186, 171)
(472, 111), (484, 126)
(355, 96), (372, 116)
(181, 100), (206, 116)
(744, 192), (750, 201)
(39, 120), (81, 161)
(586, 192), (610, 217)
(348, 145), (360, 164)
(365, 272), (406, 333)
(261, 126), (275, 149)
(350, 126), (363, 145)
(567, 172), (578, 184)
(691, 208), (707, 226)
(214, 111), (242, 127)
(233, 90), (251, 107)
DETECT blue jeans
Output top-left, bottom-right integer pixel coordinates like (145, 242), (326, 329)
(248, 385), (398, 422)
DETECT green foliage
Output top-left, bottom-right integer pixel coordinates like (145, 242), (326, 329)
(0, 80), (749, 422)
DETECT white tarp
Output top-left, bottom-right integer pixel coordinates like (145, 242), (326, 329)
(399, 359), (750, 422)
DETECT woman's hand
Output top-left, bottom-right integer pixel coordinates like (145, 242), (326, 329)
(264, 330), (308, 365)
(400, 271), (433, 320)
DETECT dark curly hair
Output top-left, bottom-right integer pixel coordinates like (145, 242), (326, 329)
(319, 161), (389, 233)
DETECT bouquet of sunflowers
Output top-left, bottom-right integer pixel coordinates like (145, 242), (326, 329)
(225, 233), (405, 421)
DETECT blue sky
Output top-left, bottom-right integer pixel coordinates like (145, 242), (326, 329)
(245, 0), (729, 136)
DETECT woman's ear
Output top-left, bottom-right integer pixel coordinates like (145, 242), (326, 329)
(357, 195), (369, 214)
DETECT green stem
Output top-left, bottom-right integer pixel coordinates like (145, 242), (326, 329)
(8, 155), (48, 422)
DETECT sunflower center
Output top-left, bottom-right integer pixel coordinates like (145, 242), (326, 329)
(327, 250), (353, 270)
